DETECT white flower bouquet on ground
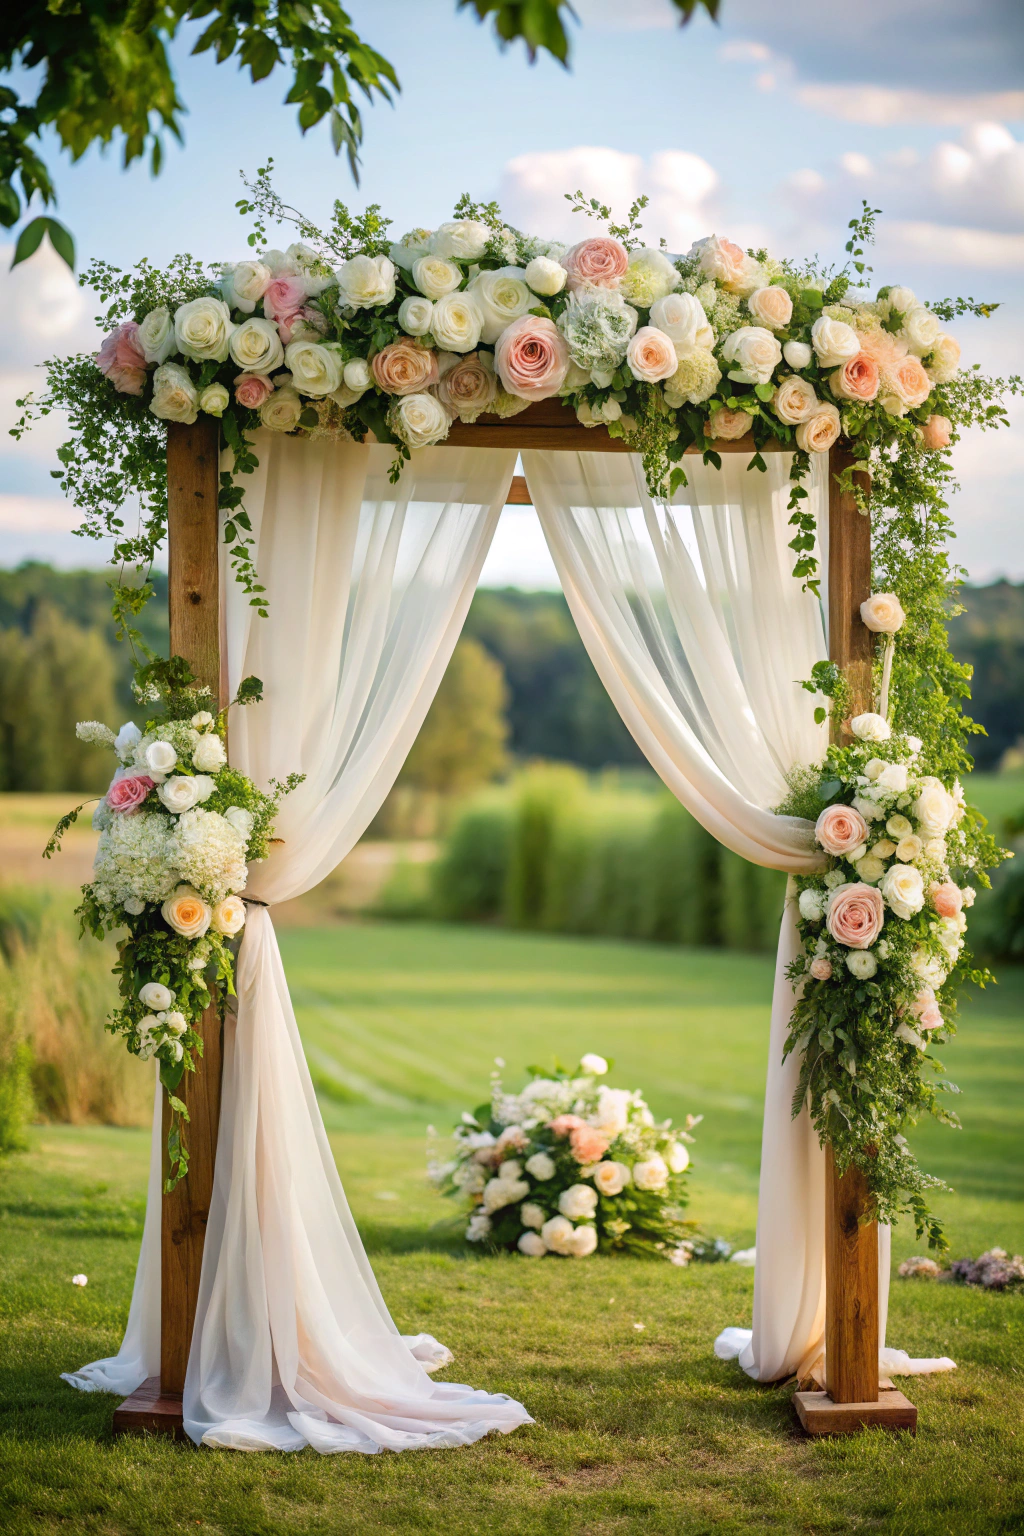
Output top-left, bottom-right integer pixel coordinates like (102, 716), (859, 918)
(431, 1055), (700, 1260)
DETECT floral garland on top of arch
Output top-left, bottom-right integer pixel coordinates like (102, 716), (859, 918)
(13, 173), (1021, 1246)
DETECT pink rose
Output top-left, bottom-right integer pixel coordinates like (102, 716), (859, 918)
(549, 1114), (585, 1137)
(234, 373), (276, 410)
(563, 236), (629, 292)
(930, 881), (963, 919)
(826, 882), (885, 950)
(809, 956), (833, 981)
(917, 1000), (943, 1031)
(106, 773), (155, 814)
(95, 323), (148, 396)
(815, 803), (869, 858)
(830, 352), (880, 403)
(372, 339), (440, 395)
(436, 351), (497, 421)
(570, 1125), (611, 1164)
(892, 354), (931, 410)
(706, 406), (751, 442)
(495, 315), (569, 402)
(278, 306), (329, 345)
(921, 414), (951, 450)
(626, 326), (678, 384)
(262, 275), (308, 323)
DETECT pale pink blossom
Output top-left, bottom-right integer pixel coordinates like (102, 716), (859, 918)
(261, 275), (308, 322)
(570, 1125), (611, 1164)
(809, 955), (833, 981)
(626, 326), (678, 383)
(372, 339), (440, 395)
(921, 414), (951, 450)
(495, 315), (569, 401)
(830, 352), (880, 403)
(106, 774), (155, 814)
(826, 882), (885, 950)
(549, 1114), (585, 1137)
(234, 373), (275, 410)
(930, 881), (963, 919)
(95, 323), (148, 395)
(563, 236), (629, 292)
(706, 406), (751, 441)
(815, 804), (870, 858)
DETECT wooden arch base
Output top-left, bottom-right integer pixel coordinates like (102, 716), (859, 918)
(112, 401), (912, 1441)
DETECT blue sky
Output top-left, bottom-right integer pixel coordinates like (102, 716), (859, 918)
(1, 0), (1022, 585)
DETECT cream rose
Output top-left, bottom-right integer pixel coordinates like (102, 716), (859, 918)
(881, 863), (925, 920)
(467, 267), (534, 345)
(722, 325), (783, 385)
(525, 1151), (556, 1181)
(149, 363), (199, 425)
(541, 1215), (575, 1255)
(199, 383), (229, 417)
(914, 778), (955, 835)
(706, 406), (751, 442)
(632, 1154), (669, 1191)
(747, 285), (793, 330)
(860, 593), (905, 633)
(429, 220), (491, 260)
(336, 253), (396, 309)
(174, 297), (234, 363)
(626, 326), (678, 383)
(284, 340), (344, 398)
(901, 306), (941, 357)
(411, 255), (462, 300)
(524, 256), (566, 297)
(593, 1161), (631, 1196)
(259, 386), (303, 432)
(850, 712), (891, 742)
(783, 339), (812, 370)
(773, 375), (819, 425)
(520, 1201), (545, 1229)
(517, 1231), (547, 1258)
(157, 775), (202, 814)
(558, 1183), (599, 1220)
(895, 834), (923, 863)
(211, 895), (246, 936)
(926, 334), (960, 383)
(665, 1141), (690, 1174)
(811, 315), (860, 368)
(161, 884), (212, 939)
(229, 317), (284, 376)
(430, 292), (485, 353)
(138, 306), (176, 365)
(343, 359), (372, 392)
(795, 402), (841, 453)
(649, 292), (713, 353)
(567, 1225), (598, 1258)
(193, 734), (227, 772)
(372, 339), (440, 394)
(391, 392), (451, 449)
(397, 295), (434, 337)
(221, 259), (272, 314)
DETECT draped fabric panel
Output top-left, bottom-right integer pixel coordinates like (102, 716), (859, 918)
(65, 434), (532, 1452)
(522, 448), (877, 1384)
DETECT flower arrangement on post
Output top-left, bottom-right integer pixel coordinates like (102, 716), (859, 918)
(49, 656), (302, 1189)
(431, 1054), (700, 1260)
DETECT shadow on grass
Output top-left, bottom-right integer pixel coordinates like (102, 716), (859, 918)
(359, 1221), (469, 1256)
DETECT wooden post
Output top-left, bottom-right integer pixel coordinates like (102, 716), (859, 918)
(795, 445), (917, 1436)
(113, 417), (225, 1439)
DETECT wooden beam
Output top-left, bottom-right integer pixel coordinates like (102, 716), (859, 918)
(444, 399), (789, 455)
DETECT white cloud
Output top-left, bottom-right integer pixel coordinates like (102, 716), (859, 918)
(0, 242), (97, 369)
(795, 84), (1024, 127)
(499, 146), (724, 252)
(0, 493), (81, 531)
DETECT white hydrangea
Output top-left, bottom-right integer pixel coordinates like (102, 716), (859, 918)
(92, 812), (177, 909)
(166, 808), (248, 904)
(557, 290), (638, 374)
(76, 720), (116, 746)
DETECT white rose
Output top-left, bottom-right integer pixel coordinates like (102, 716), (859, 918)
(260, 386), (304, 433)
(520, 1201), (546, 1229)
(223, 805), (254, 838)
(192, 775), (216, 803)
(864, 759), (885, 781)
(541, 1215), (575, 1255)
(912, 949), (947, 988)
(193, 735), (227, 773)
(164, 1011), (188, 1036)
(136, 1015), (161, 1059)
(747, 285), (793, 330)
(886, 814), (913, 839)
(632, 1154), (669, 1191)
(773, 375), (819, 425)
(336, 253), (396, 309)
(430, 292), (484, 353)
(411, 255), (462, 301)
(174, 296), (234, 363)
(593, 1160), (631, 1196)
(467, 267), (533, 345)
(517, 1231), (547, 1257)
(664, 1141), (690, 1174)
(229, 317), (284, 375)
(876, 763), (908, 793)
(558, 1183), (598, 1221)
(883, 286), (917, 315)
(137, 306), (176, 364)
(211, 895), (246, 936)
(389, 229), (433, 270)
(483, 1175), (529, 1214)
(567, 1225), (598, 1258)
(139, 982), (175, 1011)
(525, 1151), (556, 1181)
(649, 292), (713, 354)
(524, 256), (566, 297)
(191, 711), (213, 728)
(285, 243), (335, 296)
(850, 712), (891, 743)
(881, 863), (925, 920)
(158, 775), (202, 814)
(199, 383), (229, 418)
(846, 949), (878, 979)
(901, 307), (941, 357)
(430, 220), (491, 260)
(783, 339), (812, 370)
(221, 259), (272, 313)
(811, 315), (860, 368)
(580, 1053), (608, 1076)
(914, 778), (955, 836)
(860, 593), (905, 634)
(398, 295), (434, 337)
(895, 835), (923, 862)
(284, 340), (344, 398)
(589, 1086), (631, 1137)
(798, 887), (825, 922)
(391, 391), (451, 449)
(343, 359), (372, 392)
(115, 722), (141, 760)
(721, 326), (783, 385)
(145, 739), (177, 775)
(149, 362), (199, 425)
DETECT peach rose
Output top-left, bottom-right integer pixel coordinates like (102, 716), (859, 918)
(927, 334), (960, 383)
(830, 352), (880, 403)
(694, 235), (763, 294)
(773, 375), (819, 425)
(826, 882), (885, 950)
(570, 1125), (611, 1164)
(930, 881), (963, 919)
(921, 414), (951, 450)
(815, 803), (870, 857)
(161, 884), (212, 939)
(495, 315), (569, 401)
(860, 593), (905, 633)
(563, 236), (629, 292)
(892, 354), (931, 410)
(809, 955), (833, 981)
(106, 773), (155, 814)
(549, 1114), (585, 1137)
(234, 373), (275, 410)
(211, 895), (246, 936)
(706, 406), (751, 442)
(436, 351), (497, 421)
(747, 285), (793, 330)
(95, 323), (148, 395)
(795, 402), (841, 453)
(626, 325), (678, 383)
(372, 339), (440, 395)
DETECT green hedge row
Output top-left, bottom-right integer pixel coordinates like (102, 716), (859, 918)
(428, 766), (786, 953)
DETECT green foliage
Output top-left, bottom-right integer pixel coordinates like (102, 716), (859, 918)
(458, 0), (719, 64)
(0, 1040), (33, 1155)
(399, 638), (509, 797)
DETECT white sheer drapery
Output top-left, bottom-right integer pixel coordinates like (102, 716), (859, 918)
(522, 448), (874, 1384)
(65, 434), (532, 1452)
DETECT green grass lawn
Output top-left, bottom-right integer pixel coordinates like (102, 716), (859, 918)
(2, 923), (1023, 1534)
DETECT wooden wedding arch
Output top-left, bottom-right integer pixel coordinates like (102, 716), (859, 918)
(114, 400), (914, 1439)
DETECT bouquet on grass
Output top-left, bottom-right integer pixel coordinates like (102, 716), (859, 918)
(49, 655), (302, 1189)
(432, 1054), (699, 1260)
